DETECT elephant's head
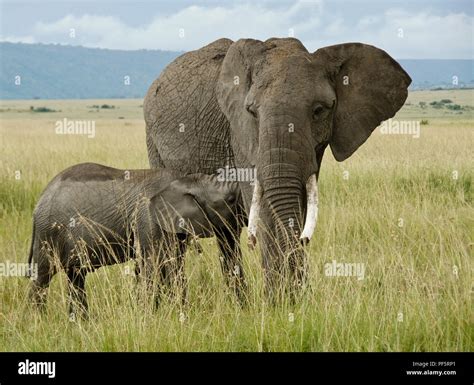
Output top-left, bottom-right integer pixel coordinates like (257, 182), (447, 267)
(151, 174), (240, 237)
(216, 38), (411, 258)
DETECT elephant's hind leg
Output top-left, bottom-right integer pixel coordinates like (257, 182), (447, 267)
(28, 240), (56, 312)
(29, 273), (54, 312)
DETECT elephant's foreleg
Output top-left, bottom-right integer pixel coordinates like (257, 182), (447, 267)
(67, 266), (88, 321)
(135, 225), (166, 308)
(158, 235), (188, 306)
(136, 251), (163, 308)
(216, 227), (247, 305)
(174, 237), (188, 307)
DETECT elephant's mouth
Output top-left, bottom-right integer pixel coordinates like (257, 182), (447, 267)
(247, 172), (319, 249)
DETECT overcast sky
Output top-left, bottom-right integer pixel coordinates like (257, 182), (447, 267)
(0, 0), (472, 58)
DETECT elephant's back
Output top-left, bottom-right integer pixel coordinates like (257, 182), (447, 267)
(56, 162), (124, 182)
(33, 163), (133, 231)
(144, 38), (235, 174)
(144, 38), (233, 124)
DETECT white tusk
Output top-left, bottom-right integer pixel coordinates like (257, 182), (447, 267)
(247, 177), (262, 249)
(300, 174), (318, 242)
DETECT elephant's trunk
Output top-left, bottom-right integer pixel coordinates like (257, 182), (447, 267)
(248, 170), (319, 249)
(264, 177), (303, 250)
(255, 160), (306, 250)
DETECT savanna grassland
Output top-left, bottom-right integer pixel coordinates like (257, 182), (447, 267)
(0, 90), (472, 351)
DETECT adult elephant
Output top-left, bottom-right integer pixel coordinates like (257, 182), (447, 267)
(144, 38), (411, 300)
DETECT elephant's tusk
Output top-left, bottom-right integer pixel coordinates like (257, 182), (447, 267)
(300, 174), (319, 243)
(247, 177), (263, 250)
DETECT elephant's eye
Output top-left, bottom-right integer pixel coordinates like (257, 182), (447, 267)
(313, 104), (324, 119)
(246, 103), (258, 119)
(226, 193), (236, 204)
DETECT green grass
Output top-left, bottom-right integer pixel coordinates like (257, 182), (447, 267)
(0, 91), (472, 351)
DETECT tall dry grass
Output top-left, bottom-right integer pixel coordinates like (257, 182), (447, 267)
(0, 94), (472, 351)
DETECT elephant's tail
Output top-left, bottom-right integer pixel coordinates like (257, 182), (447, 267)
(26, 220), (36, 278)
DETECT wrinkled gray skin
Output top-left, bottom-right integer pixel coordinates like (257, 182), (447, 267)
(28, 162), (243, 318)
(144, 38), (411, 299)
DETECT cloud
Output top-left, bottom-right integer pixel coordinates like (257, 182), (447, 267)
(0, 35), (36, 44)
(325, 9), (473, 59)
(0, 1), (472, 58)
(19, 2), (323, 51)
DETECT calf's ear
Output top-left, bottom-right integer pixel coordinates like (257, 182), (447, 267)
(151, 179), (210, 235)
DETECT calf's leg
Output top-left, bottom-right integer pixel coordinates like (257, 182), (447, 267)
(67, 266), (88, 321)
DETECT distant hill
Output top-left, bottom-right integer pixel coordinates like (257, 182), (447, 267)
(400, 59), (474, 90)
(0, 42), (473, 99)
(0, 42), (182, 99)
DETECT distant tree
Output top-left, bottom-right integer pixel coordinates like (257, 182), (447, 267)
(430, 101), (443, 109)
(30, 106), (57, 112)
(446, 104), (461, 110)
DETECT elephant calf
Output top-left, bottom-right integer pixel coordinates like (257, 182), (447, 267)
(27, 162), (244, 318)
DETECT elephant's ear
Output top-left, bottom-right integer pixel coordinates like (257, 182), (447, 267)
(215, 39), (268, 161)
(216, 39), (267, 120)
(314, 43), (411, 161)
(150, 179), (209, 235)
